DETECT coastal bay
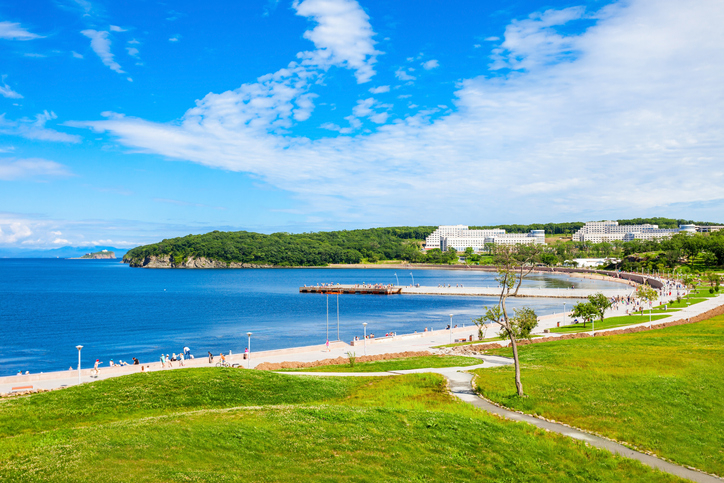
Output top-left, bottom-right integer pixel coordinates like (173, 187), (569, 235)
(0, 259), (624, 376)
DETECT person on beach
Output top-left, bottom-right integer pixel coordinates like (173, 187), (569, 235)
(220, 353), (226, 365)
(109, 359), (114, 367)
(133, 357), (139, 365)
(184, 347), (190, 358)
(179, 352), (184, 366)
(208, 351), (214, 363)
(160, 354), (166, 368)
(93, 359), (101, 377)
(165, 354), (172, 368)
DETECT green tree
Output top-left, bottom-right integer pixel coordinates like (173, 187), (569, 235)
(478, 244), (542, 396)
(570, 302), (597, 329)
(587, 292), (612, 327)
(636, 285), (659, 324)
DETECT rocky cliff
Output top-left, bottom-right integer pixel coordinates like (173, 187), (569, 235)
(124, 254), (273, 269)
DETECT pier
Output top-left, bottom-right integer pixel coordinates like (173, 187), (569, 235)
(299, 285), (402, 295)
(299, 284), (631, 298)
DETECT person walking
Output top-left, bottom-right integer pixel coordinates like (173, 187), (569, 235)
(179, 352), (185, 367)
(160, 353), (166, 368)
(165, 354), (172, 368)
(92, 359), (101, 377)
(208, 351), (214, 364)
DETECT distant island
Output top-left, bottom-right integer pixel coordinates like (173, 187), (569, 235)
(79, 250), (116, 259)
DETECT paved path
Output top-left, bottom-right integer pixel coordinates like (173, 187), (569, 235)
(283, 357), (722, 483)
(401, 285), (631, 299)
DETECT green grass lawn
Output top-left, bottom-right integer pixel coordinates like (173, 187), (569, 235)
(550, 314), (671, 333)
(0, 368), (683, 482)
(474, 315), (724, 476)
(281, 355), (482, 372)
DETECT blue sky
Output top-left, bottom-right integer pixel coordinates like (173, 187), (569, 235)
(1, 0), (723, 249)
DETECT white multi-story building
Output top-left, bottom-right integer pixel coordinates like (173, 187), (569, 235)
(485, 230), (546, 246)
(425, 225), (470, 250)
(573, 221), (688, 243)
(623, 229), (680, 241)
(429, 226), (545, 251)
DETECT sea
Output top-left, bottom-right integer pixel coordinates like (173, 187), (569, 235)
(0, 259), (625, 376)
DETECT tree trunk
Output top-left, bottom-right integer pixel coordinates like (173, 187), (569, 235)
(509, 334), (524, 396)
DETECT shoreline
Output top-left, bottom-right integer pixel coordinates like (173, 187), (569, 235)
(4, 285), (714, 392)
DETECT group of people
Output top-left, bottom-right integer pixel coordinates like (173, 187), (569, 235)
(160, 347), (192, 368)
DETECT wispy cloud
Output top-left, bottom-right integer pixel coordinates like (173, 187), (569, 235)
(394, 67), (415, 81)
(0, 77), (22, 99)
(71, 51), (84, 59)
(368, 85), (389, 94)
(294, 0), (381, 83)
(74, 0), (724, 223)
(81, 29), (124, 73)
(0, 21), (42, 40)
(263, 0), (280, 17)
(0, 158), (72, 180)
(0, 111), (82, 143)
(421, 59), (439, 70)
(109, 25), (126, 32)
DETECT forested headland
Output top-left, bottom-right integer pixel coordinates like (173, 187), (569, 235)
(122, 218), (724, 269)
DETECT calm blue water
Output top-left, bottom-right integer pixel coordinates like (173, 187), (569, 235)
(0, 259), (623, 375)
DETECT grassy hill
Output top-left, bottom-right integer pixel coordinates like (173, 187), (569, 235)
(474, 314), (724, 476)
(0, 368), (682, 481)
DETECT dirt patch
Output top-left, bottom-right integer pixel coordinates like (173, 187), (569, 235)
(256, 351), (433, 371)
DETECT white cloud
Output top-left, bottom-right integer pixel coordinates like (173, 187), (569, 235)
(293, 0), (380, 83)
(368, 85), (389, 94)
(0, 21), (42, 40)
(73, 0), (724, 223)
(0, 157), (73, 180)
(422, 59), (439, 70)
(51, 231), (62, 235)
(484, 36), (499, 42)
(0, 78), (22, 99)
(81, 29), (124, 73)
(489, 6), (585, 71)
(394, 68), (415, 81)
(109, 25), (126, 32)
(0, 219), (33, 244)
(0, 111), (82, 143)
(71, 51), (84, 59)
(52, 238), (69, 245)
(126, 47), (139, 58)
(169, 36), (180, 42)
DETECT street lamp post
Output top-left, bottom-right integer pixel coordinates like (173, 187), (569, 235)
(75, 345), (83, 384)
(326, 294), (329, 344)
(363, 323), (367, 355)
(336, 293), (340, 341)
(449, 314), (453, 344)
(247, 332), (252, 369)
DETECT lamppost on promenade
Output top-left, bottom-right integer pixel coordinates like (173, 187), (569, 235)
(247, 332), (252, 369)
(449, 314), (453, 344)
(363, 322), (367, 355)
(76, 345), (83, 384)
(326, 294), (330, 344)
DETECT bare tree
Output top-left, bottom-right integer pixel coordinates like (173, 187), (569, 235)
(480, 244), (541, 396)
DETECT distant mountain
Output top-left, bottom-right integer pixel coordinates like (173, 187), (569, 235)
(0, 246), (129, 259)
